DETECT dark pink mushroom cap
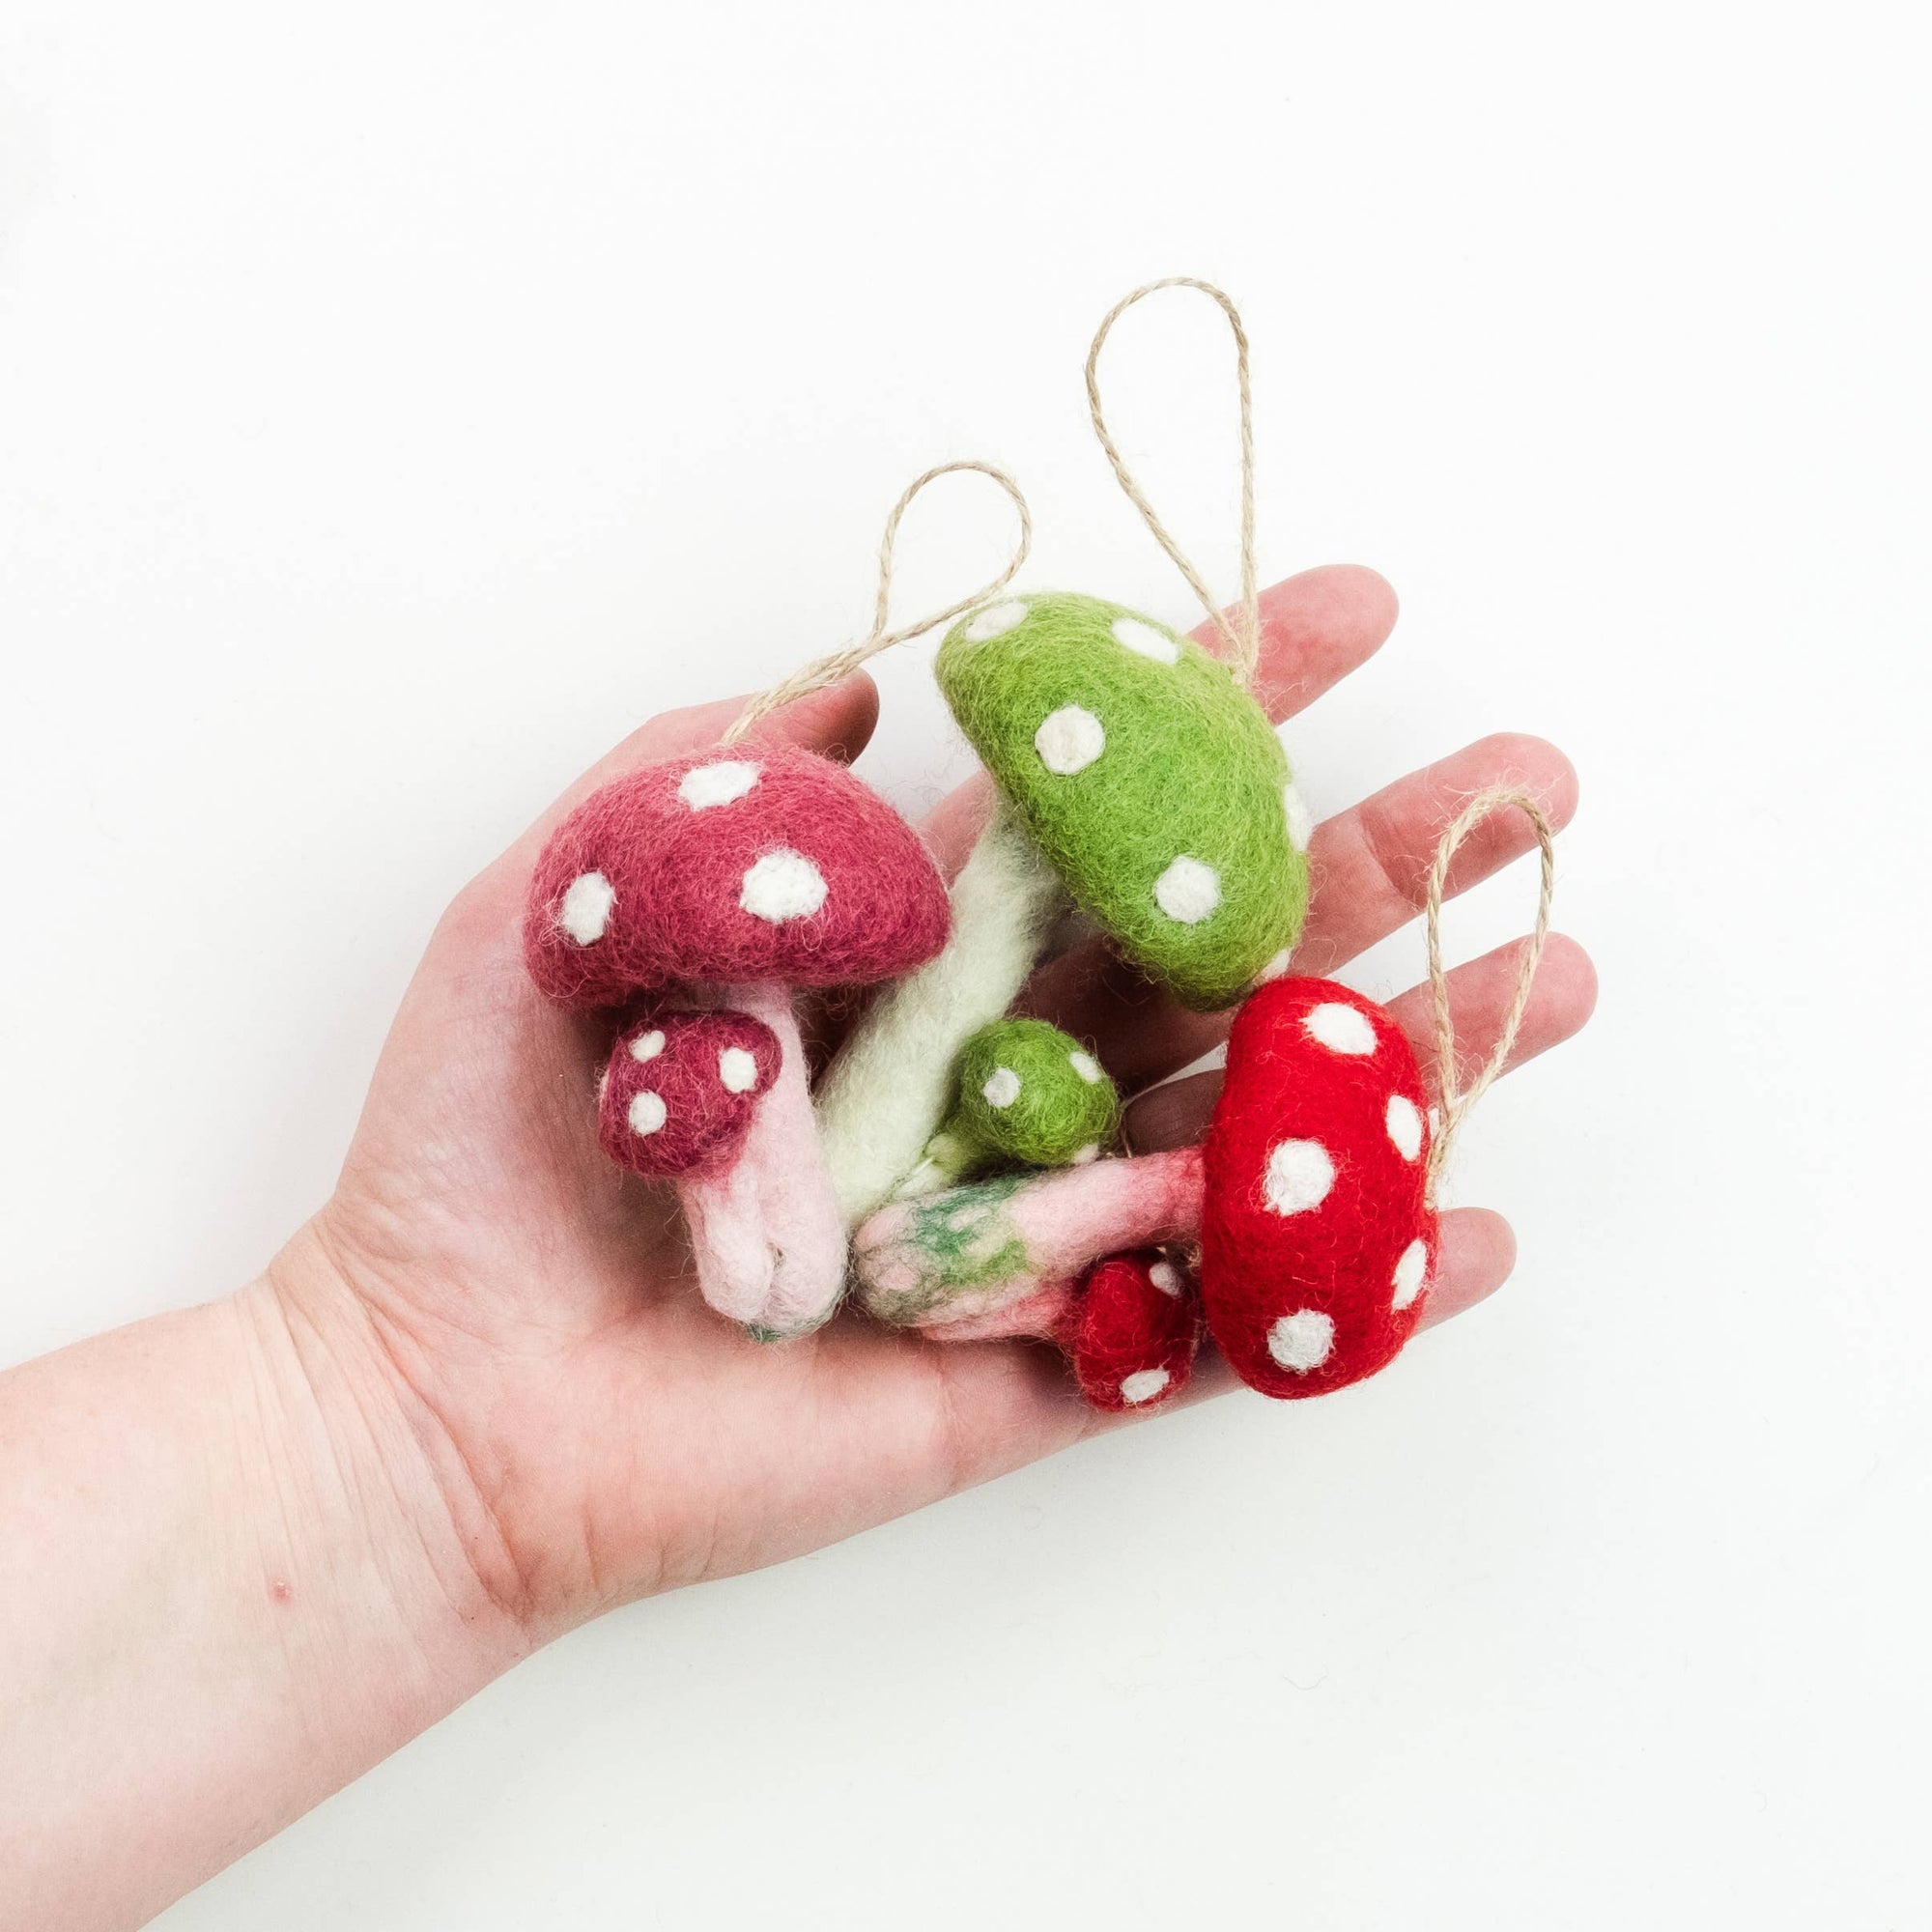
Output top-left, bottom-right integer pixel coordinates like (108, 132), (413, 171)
(598, 1008), (782, 1179)
(526, 744), (951, 1009)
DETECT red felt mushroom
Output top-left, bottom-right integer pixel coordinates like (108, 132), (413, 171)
(526, 742), (950, 1335)
(1058, 1250), (1202, 1412)
(1199, 977), (1436, 1398)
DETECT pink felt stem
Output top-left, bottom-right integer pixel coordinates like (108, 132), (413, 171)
(855, 1147), (1204, 1333)
(917, 1281), (1079, 1344)
(678, 982), (846, 1335)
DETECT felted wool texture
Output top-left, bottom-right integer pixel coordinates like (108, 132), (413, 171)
(854, 1145), (1203, 1331)
(950, 1017), (1119, 1168)
(936, 592), (1309, 1011)
(1058, 1249), (1203, 1412)
(1201, 977), (1437, 1400)
(597, 1008), (781, 1179)
(525, 743), (950, 1009)
(677, 979), (848, 1338)
(815, 803), (1066, 1228)
(917, 1279), (1076, 1344)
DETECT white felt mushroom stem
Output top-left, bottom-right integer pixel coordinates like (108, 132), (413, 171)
(853, 1147), (1204, 1334)
(679, 980), (846, 1336)
(815, 799), (1066, 1228)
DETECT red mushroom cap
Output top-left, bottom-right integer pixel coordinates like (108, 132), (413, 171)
(597, 1008), (782, 1179)
(1201, 977), (1438, 1399)
(1059, 1249), (1203, 1412)
(525, 744), (951, 1009)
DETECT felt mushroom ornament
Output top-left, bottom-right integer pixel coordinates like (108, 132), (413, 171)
(526, 741), (950, 1334)
(892, 1015), (1121, 1199)
(522, 460), (1033, 1337)
(597, 1008), (781, 1179)
(1198, 976), (1435, 1394)
(854, 789), (1557, 1407)
(817, 283), (1312, 1227)
(1060, 1250), (1205, 1412)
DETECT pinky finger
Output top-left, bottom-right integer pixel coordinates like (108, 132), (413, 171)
(1167, 1206), (1515, 1406)
(1122, 933), (1597, 1153)
(1417, 1206), (1517, 1330)
(1157, 1200), (1520, 1410)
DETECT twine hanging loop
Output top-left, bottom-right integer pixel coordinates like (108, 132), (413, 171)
(1423, 787), (1557, 1199)
(1085, 277), (1261, 685)
(723, 461), (1032, 745)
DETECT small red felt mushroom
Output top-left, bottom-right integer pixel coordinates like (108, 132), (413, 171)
(526, 742), (950, 1334)
(598, 1009), (781, 1179)
(1199, 977), (1436, 1398)
(1057, 1250), (1202, 1412)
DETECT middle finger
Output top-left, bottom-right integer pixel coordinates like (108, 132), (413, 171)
(1022, 732), (1579, 1092)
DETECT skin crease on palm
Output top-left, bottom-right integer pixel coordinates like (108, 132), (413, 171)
(290, 562), (1596, 1638)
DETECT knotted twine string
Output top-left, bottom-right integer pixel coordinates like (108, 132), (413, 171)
(721, 461), (1032, 746)
(1423, 787), (1557, 1203)
(1085, 277), (1261, 687)
(1092, 285), (1556, 1194)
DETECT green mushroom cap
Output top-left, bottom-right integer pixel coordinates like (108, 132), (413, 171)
(953, 1017), (1120, 1168)
(936, 592), (1310, 1010)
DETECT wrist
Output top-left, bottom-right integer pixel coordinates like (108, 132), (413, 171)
(232, 1231), (537, 1727)
(0, 1245), (538, 1930)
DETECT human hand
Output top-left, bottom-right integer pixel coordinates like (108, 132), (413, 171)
(275, 563), (1594, 1644)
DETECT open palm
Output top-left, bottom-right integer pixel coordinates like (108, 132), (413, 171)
(290, 564), (1593, 1640)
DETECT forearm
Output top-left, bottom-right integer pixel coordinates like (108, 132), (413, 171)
(0, 1243), (531, 1932)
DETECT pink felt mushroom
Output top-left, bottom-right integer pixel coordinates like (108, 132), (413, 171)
(526, 743), (950, 1336)
(853, 1147), (1204, 1338)
(853, 976), (1439, 1402)
(598, 1009), (781, 1179)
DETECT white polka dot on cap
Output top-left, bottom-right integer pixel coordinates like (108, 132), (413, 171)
(1385, 1094), (1423, 1161)
(1264, 1138), (1335, 1215)
(1391, 1238), (1429, 1310)
(559, 871), (615, 945)
(1153, 855), (1221, 924)
(1112, 615), (1180, 665)
(981, 1066), (1022, 1109)
(677, 760), (761, 810)
(1034, 704), (1106, 776)
(963, 600), (1028, 641)
(1303, 1002), (1377, 1055)
(1267, 1308), (1335, 1373)
(739, 849), (828, 923)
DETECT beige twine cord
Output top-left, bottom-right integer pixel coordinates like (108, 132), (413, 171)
(722, 461), (1032, 746)
(1424, 787), (1557, 1201)
(1086, 277), (1261, 687)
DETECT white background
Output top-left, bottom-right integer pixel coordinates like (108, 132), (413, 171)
(3, 2), (1928, 1925)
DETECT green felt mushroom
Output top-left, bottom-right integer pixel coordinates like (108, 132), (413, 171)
(816, 591), (1311, 1227)
(894, 1017), (1122, 1198)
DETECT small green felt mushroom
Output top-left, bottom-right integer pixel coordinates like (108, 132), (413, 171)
(815, 591), (1312, 1230)
(895, 1017), (1121, 1197)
